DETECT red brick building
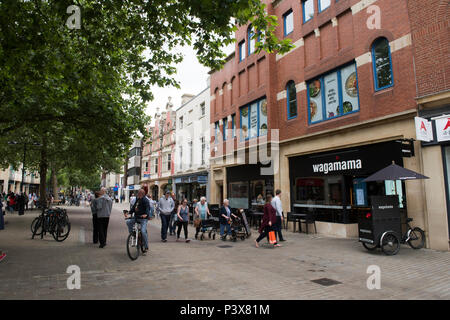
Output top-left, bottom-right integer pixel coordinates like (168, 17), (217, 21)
(141, 98), (176, 199)
(209, 0), (449, 250)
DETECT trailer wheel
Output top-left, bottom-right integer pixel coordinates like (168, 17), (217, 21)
(362, 242), (378, 251)
(381, 232), (400, 255)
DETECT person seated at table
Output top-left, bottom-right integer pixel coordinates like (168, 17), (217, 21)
(219, 199), (237, 241)
(255, 194), (280, 248)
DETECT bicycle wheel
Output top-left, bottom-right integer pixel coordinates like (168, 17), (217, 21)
(52, 219), (71, 242)
(31, 217), (43, 237)
(381, 232), (400, 256)
(407, 227), (425, 249)
(31, 217), (42, 235)
(362, 242), (378, 251)
(126, 233), (139, 261)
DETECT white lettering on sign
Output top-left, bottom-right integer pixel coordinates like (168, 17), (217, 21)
(312, 159), (362, 174)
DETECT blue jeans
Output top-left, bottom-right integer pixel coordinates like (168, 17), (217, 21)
(169, 212), (177, 234)
(126, 218), (148, 249)
(220, 223), (231, 236)
(160, 214), (171, 240)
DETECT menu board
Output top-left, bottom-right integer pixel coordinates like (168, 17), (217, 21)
(241, 106), (249, 140)
(340, 64), (359, 114)
(308, 79), (323, 123)
(324, 71), (339, 119)
(259, 99), (268, 136)
(249, 102), (258, 138)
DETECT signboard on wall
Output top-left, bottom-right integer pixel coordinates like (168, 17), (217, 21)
(435, 117), (450, 142)
(415, 116), (433, 142)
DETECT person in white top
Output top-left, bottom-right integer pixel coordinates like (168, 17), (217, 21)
(130, 193), (137, 209)
(271, 189), (286, 242)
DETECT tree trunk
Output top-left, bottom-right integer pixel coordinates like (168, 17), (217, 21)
(51, 166), (58, 197)
(39, 136), (48, 206)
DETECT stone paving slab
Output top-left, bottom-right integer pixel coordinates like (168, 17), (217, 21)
(0, 204), (449, 300)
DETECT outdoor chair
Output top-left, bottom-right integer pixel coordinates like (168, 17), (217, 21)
(299, 211), (317, 234)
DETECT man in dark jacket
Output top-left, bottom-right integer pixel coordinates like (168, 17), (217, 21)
(126, 189), (152, 253)
(219, 199), (237, 240)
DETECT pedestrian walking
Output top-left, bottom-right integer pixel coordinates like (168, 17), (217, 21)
(271, 189), (286, 242)
(90, 191), (101, 244)
(255, 194), (280, 248)
(130, 192), (136, 209)
(176, 199), (191, 243)
(91, 188), (113, 248)
(146, 194), (156, 218)
(17, 192), (25, 216)
(194, 197), (211, 239)
(24, 192), (28, 210)
(0, 197), (4, 230)
(158, 191), (175, 242)
(219, 199), (237, 240)
(169, 192), (178, 236)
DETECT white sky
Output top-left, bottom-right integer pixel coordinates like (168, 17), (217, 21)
(145, 44), (235, 123)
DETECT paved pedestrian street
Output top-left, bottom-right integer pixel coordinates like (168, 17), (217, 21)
(0, 204), (449, 300)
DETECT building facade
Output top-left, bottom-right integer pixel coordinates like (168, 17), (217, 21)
(407, 0), (450, 250)
(174, 88), (211, 202)
(125, 138), (142, 201)
(141, 98), (176, 200)
(0, 165), (40, 195)
(209, 0), (449, 250)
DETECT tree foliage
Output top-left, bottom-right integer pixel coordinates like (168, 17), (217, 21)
(0, 0), (293, 198)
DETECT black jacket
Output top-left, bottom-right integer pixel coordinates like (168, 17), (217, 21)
(130, 196), (151, 220)
(219, 206), (232, 224)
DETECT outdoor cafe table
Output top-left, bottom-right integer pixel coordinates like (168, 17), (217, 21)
(251, 212), (264, 230)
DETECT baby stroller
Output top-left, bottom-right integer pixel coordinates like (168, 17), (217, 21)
(196, 217), (218, 240)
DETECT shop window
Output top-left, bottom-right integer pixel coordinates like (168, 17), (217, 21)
(319, 0), (331, 12)
(238, 40), (246, 62)
(302, 0), (314, 23)
(240, 97), (268, 140)
(286, 81), (297, 119)
(372, 37), (394, 91)
(283, 10), (294, 36)
(307, 62), (359, 124)
(229, 181), (249, 209)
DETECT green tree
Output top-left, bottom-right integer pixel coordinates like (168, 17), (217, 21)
(0, 0), (293, 200)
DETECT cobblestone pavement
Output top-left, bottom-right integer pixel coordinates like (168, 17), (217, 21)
(0, 203), (449, 300)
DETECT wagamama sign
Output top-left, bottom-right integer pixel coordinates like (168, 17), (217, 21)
(312, 159), (363, 174)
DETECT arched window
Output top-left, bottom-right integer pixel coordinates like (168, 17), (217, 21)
(286, 81), (297, 119)
(372, 38), (394, 91)
(248, 25), (256, 55)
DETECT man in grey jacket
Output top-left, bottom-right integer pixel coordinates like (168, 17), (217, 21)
(92, 188), (113, 248)
(158, 191), (174, 242)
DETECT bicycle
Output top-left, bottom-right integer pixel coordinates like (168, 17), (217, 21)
(124, 210), (146, 261)
(31, 207), (71, 242)
(362, 217), (425, 255)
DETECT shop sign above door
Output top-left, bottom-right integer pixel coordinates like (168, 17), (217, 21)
(415, 117), (433, 142)
(435, 117), (450, 142)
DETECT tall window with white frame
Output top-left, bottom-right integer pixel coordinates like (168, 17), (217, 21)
(248, 25), (256, 55)
(167, 153), (171, 171)
(283, 10), (294, 36)
(238, 40), (246, 62)
(200, 102), (205, 116)
(286, 81), (298, 119)
(201, 136), (205, 166)
(318, 0), (331, 12)
(223, 117), (228, 141)
(371, 38), (394, 91)
(179, 116), (183, 129)
(303, 0), (314, 23)
(154, 158), (158, 175)
(179, 146), (183, 171)
(189, 141), (193, 168)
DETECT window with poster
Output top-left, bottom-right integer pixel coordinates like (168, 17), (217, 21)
(307, 62), (360, 124)
(239, 97), (268, 141)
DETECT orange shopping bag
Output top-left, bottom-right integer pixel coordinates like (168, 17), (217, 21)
(268, 231), (276, 244)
